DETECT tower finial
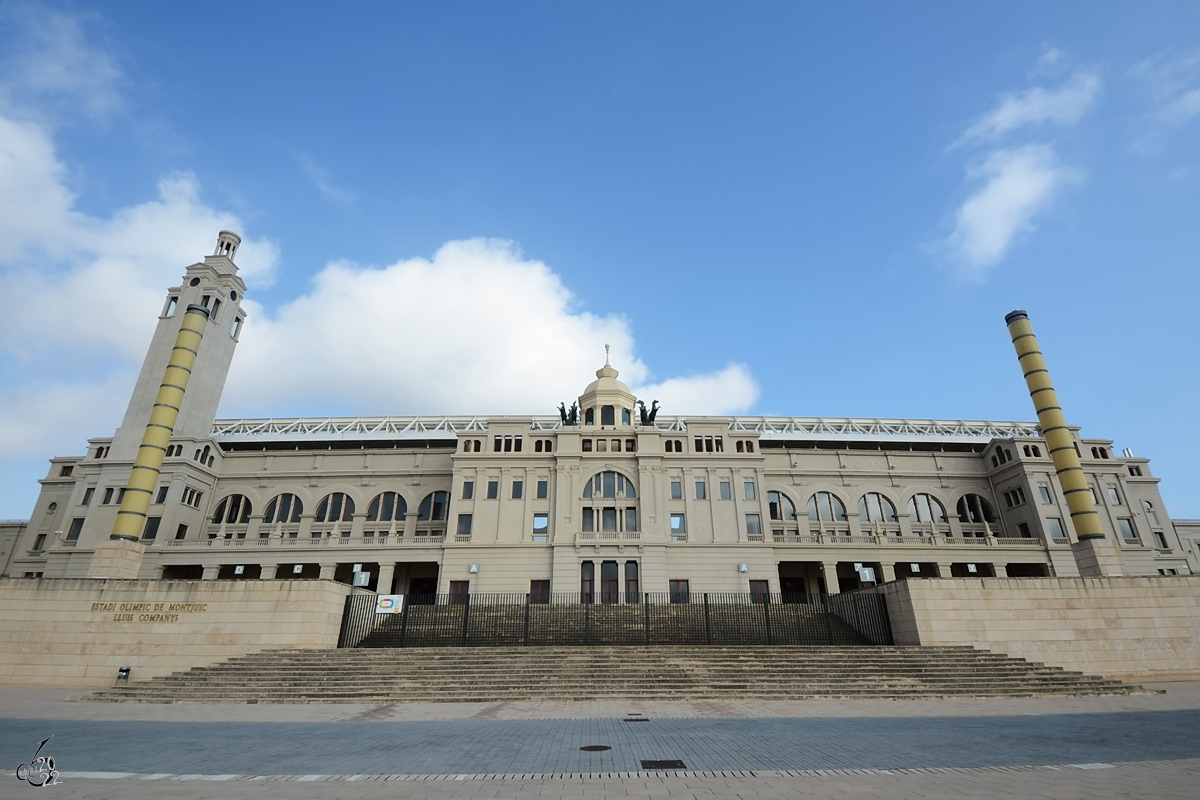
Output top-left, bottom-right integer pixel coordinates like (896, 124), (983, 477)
(605, 343), (610, 366)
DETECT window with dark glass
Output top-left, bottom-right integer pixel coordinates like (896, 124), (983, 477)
(669, 579), (689, 604)
(956, 494), (996, 524)
(418, 491), (450, 521)
(858, 492), (897, 522)
(907, 493), (947, 523)
(750, 580), (770, 604)
(82, 488), (94, 505)
(601, 406), (615, 426)
(695, 481), (706, 500)
(212, 495), (252, 525)
(315, 493), (355, 523)
(367, 492), (407, 521)
(66, 518), (84, 541)
(720, 481), (731, 500)
(462, 481), (474, 500)
(624, 561), (639, 601)
(585, 408), (595, 425)
(264, 494), (302, 524)
(512, 480), (523, 499)
(600, 560), (619, 603)
(536, 480), (548, 499)
(671, 481), (682, 500)
(456, 514), (472, 537)
(621, 408), (631, 425)
(807, 492), (846, 522)
(486, 481), (499, 499)
(581, 561), (594, 603)
(142, 517), (161, 541)
(530, 580), (550, 603)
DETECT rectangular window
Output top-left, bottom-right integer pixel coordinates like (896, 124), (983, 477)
(512, 480), (523, 499)
(81, 488), (94, 506)
(536, 480), (548, 499)
(462, 481), (474, 500)
(1153, 532), (1169, 549)
(625, 439), (636, 452)
(602, 507), (618, 532)
(1046, 517), (1066, 540)
(165, 296), (178, 317)
(720, 481), (731, 500)
(449, 581), (470, 604)
(669, 579), (690, 604)
(714, 437), (724, 452)
(670, 481), (682, 500)
(695, 481), (706, 500)
(504, 436), (512, 452)
(744, 482), (756, 500)
(210, 297), (222, 320)
(66, 518), (84, 541)
(530, 580), (550, 603)
(456, 514), (473, 537)
(156, 486), (169, 504)
(59, 465), (73, 477)
(231, 317), (243, 338)
(142, 517), (161, 541)
(117, 488), (126, 504)
(582, 508), (594, 532)
(1107, 487), (1122, 505)
(670, 513), (685, 533)
(746, 514), (762, 536)
(582, 439), (593, 452)
(596, 439), (608, 452)
(624, 507), (638, 532)
(494, 436), (502, 452)
(750, 580), (770, 604)
(33, 534), (47, 551)
(486, 480), (499, 499)
(1018, 522), (1031, 538)
(1129, 466), (1143, 477)
(1039, 485), (1052, 504)
(695, 436), (704, 452)
(1089, 487), (1099, 504)
(1117, 518), (1137, 541)
(533, 512), (549, 532)
(175, 523), (188, 540)
(514, 436), (522, 452)
(103, 487), (114, 504)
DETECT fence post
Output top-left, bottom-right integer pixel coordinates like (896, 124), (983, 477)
(524, 593), (531, 645)
(763, 594), (773, 645)
(461, 593), (471, 647)
(398, 595), (410, 648)
(644, 592), (651, 644)
(703, 593), (711, 645)
(821, 592), (833, 645)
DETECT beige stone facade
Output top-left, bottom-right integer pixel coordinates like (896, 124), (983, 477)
(6, 234), (1196, 597)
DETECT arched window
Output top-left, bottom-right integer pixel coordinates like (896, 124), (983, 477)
(367, 492), (407, 522)
(315, 492), (355, 523)
(211, 494), (252, 525)
(745, 441), (754, 453)
(665, 440), (674, 453)
(601, 405), (615, 426)
(767, 491), (796, 521)
(907, 493), (947, 523)
(583, 471), (636, 499)
(957, 494), (996, 524)
(264, 494), (302, 524)
(807, 491), (847, 522)
(418, 491), (449, 521)
(736, 441), (744, 453)
(858, 492), (898, 523)
(1142, 499), (1159, 525)
(585, 407), (595, 425)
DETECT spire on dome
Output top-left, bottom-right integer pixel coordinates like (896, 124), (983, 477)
(596, 344), (619, 379)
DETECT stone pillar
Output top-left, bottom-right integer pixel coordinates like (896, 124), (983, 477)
(201, 564), (219, 580)
(259, 563), (276, 580)
(377, 562), (396, 594)
(936, 562), (955, 579)
(820, 560), (839, 593)
(319, 563), (336, 580)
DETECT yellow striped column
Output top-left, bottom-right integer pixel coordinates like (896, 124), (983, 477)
(1005, 310), (1121, 575)
(111, 304), (210, 541)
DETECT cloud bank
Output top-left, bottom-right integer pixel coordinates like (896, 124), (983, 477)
(224, 239), (759, 418)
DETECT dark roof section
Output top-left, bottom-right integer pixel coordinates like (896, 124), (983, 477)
(759, 439), (986, 453)
(216, 439), (458, 453)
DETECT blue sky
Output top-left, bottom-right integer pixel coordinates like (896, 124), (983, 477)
(0, 1), (1197, 518)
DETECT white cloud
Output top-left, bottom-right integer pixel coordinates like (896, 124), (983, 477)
(0, 6), (122, 120)
(956, 72), (1100, 145)
(223, 239), (759, 418)
(939, 145), (1075, 277)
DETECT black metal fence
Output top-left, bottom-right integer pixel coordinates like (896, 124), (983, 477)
(337, 591), (892, 648)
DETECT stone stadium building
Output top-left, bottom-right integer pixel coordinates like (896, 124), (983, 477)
(4, 232), (1197, 597)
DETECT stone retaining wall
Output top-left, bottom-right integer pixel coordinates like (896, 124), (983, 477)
(874, 576), (1200, 679)
(0, 578), (355, 685)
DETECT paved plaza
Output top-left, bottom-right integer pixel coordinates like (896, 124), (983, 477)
(3, 681), (1199, 798)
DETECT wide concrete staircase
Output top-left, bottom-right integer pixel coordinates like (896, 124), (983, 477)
(78, 646), (1149, 703)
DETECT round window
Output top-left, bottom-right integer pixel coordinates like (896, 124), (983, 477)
(230, 291), (238, 301)
(189, 277), (200, 286)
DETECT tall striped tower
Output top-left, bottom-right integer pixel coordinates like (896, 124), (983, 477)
(1005, 310), (1124, 576)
